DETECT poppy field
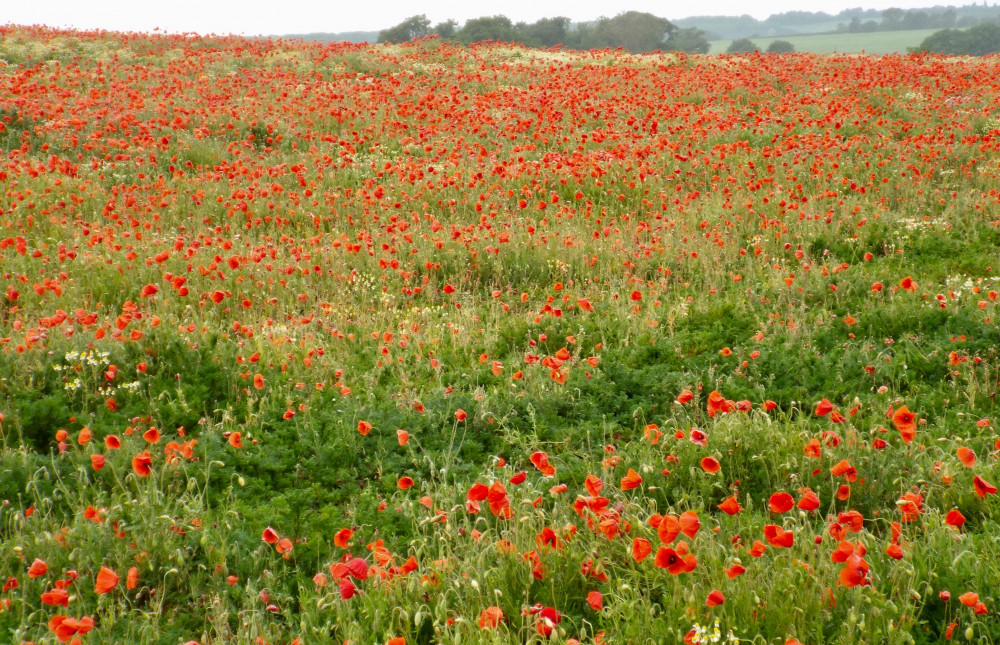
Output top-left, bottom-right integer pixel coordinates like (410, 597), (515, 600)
(2, 26), (1000, 644)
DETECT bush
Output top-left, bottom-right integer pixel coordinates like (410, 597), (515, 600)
(914, 22), (1000, 55)
(727, 37), (759, 53)
(767, 39), (795, 53)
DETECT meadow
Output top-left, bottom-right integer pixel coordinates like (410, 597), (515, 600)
(1, 25), (1000, 645)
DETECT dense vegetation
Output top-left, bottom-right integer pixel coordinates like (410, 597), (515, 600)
(913, 22), (1000, 55)
(2, 24), (1000, 645)
(378, 12), (708, 54)
(292, 4), (1000, 48)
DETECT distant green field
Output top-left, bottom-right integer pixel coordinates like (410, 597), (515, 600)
(708, 28), (940, 54)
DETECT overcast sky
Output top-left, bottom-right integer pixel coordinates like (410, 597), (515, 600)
(3, 0), (972, 35)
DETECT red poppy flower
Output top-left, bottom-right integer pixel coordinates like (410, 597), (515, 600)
(90, 454), (105, 471)
(959, 591), (978, 607)
(763, 524), (794, 548)
(718, 496), (742, 515)
(797, 488), (820, 511)
(28, 558), (48, 578)
(586, 590), (603, 611)
(831, 459), (857, 482)
(334, 528), (353, 548)
(479, 606), (504, 629)
(768, 492), (794, 513)
(262, 527), (279, 544)
(529, 451), (556, 476)
(339, 576), (357, 599)
(654, 546), (686, 574)
(892, 405), (917, 443)
(706, 589), (725, 607)
(700, 456), (721, 473)
(679, 511), (700, 539)
(131, 451), (153, 477)
(840, 553), (869, 587)
(956, 447), (976, 468)
(534, 606), (562, 637)
(94, 566), (118, 594)
(973, 476), (997, 497)
(654, 542), (697, 574)
(944, 509), (966, 528)
(41, 587), (70, 607)
(725, 564), (746, 578)
(620, 469), (642, 491)
(632, 537), (652, 562)
(657, 515), (681, 544)
(584, 474), (604, 496)
(398, 476), (414, 489)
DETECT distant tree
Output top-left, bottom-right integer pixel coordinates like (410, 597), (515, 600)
(521, 17), (571, 48)
(882, 8), (905, 28)
(378, 15), (431, 43)
(455, 15), (519, 44)
(433, 20), (458, 39)
(595, 11), (677, 53)
(727, 37), (759, 53)
(914, 23), (1000, 55)
(665, 27), (710, 54)
(901, 11), (931, 30)
(766, 39), (795, 53)
(564, 22), (600, 50)
(936, 8), (957, 29)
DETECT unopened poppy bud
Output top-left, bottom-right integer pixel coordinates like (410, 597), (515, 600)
(965, 627), (974, 641)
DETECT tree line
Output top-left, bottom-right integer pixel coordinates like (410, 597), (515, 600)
(378, 12), (712, 54)
(914, 22), (1000, 54)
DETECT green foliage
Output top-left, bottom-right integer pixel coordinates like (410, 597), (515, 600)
(766, 39), (796, 53)
(455, 15), (519, 45)
(378, 15), (432, 44)
(913, 22), (1000, 55)
(518, 17), (572, 48)
(593, 11), (678, 53)
(665, 27), (711, 54)
(0, 108), (39, 153)
(727, 37), (760, 53)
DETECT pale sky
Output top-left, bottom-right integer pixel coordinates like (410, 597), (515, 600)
(2, 0), (972, 36)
